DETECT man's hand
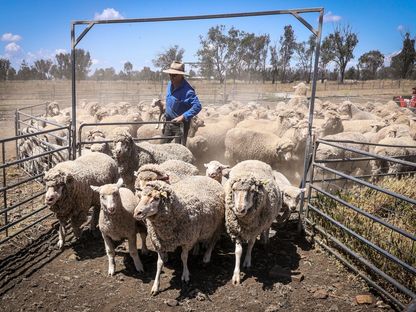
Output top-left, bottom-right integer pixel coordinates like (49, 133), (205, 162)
(172, 115), (185, 123)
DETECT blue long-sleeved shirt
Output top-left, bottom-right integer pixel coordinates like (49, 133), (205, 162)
(165, 79), (201, 122)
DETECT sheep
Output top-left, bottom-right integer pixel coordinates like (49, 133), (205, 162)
(133, 177), (225, 295)
(91, 178), (148, 276)
(224, 127), (297, 168)
(44, 152), (119, 249)
(370, 136), (416, 179)
(224, 160), (282, 285)
(112, 129), (194, 191)
(186, 135), (208, 164)
(204, 160), (230, 184)
(100, 113), (143, 139)
(317, 111), (344, 137)
(134, 160), (199, 194)
(338, 101), (380, 120)
(272, 171), (305, 225)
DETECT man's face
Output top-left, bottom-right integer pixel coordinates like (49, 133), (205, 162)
(169, 74), (182, 86)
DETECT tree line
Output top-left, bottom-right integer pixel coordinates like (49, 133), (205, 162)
(0, 25), (415, 83)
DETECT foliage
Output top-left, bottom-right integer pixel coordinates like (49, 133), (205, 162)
(358, 50), (384, 80)
(295, 34), (316, 83)
(0, 58), (16, 80)
(325, 24), (358, 83)
(152, 45), (184, 71)
(50, 49), (92, 80)
(279, 25), (296, 83)
(391, 32), (416, 79)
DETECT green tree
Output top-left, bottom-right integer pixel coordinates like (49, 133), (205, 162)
(269, 44), (279, 84)
(279, 25), (296, 83)
(16, 60), (38, 80)
(197, 25), (228, 83)
(152, 45), (184, 71)
(34, 59), (53, 80)
(325, 24), (359, 83)
(50, 49), (92, 80)
(391, 32), (415, 79)
(0, 58), (16, 80)
(295, 35), (315, 83)
(319, 36), (335, 82)
(358, 50), (384, 80)
(123, 61), (133, 79)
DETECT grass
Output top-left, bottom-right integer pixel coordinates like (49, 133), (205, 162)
(309, 175), (416, 304)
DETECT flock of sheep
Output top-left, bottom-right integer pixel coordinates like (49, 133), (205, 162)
(16, 82), (416, 293)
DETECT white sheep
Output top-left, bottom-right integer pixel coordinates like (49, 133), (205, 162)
(204, 160), (230, 184)
(91, 178), (148, 276)
(44, 152), (119, 249)
(133, 176), (225, 295)
(224, 160), (282, 285)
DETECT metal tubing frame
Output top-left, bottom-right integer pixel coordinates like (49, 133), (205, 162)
(70, 7), (324, 158)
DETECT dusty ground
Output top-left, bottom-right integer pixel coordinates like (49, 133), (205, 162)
(0, 221), (394, 312)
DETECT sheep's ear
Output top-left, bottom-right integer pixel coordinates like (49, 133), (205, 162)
(116, 178), (123, 188)
(204, 163), (208, 168)
(159, 173), (170, 182)
(160, 191), (168, 198)
(134, 170), (139, 177)
(90, 185), (100, 193)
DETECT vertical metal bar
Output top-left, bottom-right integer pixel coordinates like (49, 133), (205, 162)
(15, 110), (19, 161)
(299, 9), (323, 228)
(2, 142), (8, 237)
(71, 23), (77, 160)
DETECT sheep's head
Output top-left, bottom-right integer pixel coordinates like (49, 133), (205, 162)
(91, 179), (123, 215)
(276, 139), (296, 161)
(151, 98), (163, 109)
(112, 130), (134, 160)
(188, 116), (205, 137)
(133, 165), (169, 196)
(47, 102), (60, 116)
(338, 101), (352, 116)
(204, 160), (230, 183)
(44, 170), (73, 206)
(230, 177), (264, 217)
(133, 181), (170, 220)
(281, 185), (305, 212)
(293, 83), (309, 96)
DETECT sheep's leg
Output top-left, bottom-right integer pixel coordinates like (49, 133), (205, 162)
(192, 242), (200, 256)
(181, 247), (190, 284)
(57, 220), (67, 249)
(243, 237), (256, 268)
(203, 237), (217, 264)
(128, 234), (144, 273)
(260, 227), (270, 245)
(102, 234), (116, 276)
(151, 252), (164, 296)
(232, 240), (243, 285)
(139, 231), (149, 255)
(89, 206), (100, 236)
(70, 213), (85, 241)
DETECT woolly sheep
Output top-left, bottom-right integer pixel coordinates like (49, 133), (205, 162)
(112, 129), (194, 191)
(204, 160), (230, 184)
(91, 178), (148, 276)
(134, 160), (199, 194)
(133, 177), (225, 295)
(224, 160), (282, 285)
(224, 127), (297, 168)
(44, 152), (119, 249)
(338, 101), (379, 120)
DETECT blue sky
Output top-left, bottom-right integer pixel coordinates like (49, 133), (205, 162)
(0, 0), (415, 73)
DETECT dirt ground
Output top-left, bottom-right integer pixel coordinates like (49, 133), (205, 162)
(0, 221), (394, 312)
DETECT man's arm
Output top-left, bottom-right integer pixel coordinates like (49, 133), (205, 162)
(182, 89), (202, 121)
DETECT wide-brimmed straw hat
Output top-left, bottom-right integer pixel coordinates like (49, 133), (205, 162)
(162, 61), (188, 76)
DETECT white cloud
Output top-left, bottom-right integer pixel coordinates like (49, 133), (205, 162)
(5, 42), (21, 53)
(323, 11), (342, 23)
(1, 32), (22, 42)
(397, 25), (404, 32)
(91, 58), (99, 65)
(94, 8), (124, 21)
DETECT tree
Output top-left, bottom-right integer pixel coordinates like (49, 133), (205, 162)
(50, 49), (92, 80)
(152, 45), (184, 71)
(0, 58), (16, 80)
(34, 59), (53, 80)
(295, 35), (315, 83)
(390, 32), (415, 79)
(344, 66), (358, 80)
(16, 60), (38, 80)
(269, 44), (279, 84)
(358, 50), (384, 80)
(240, 33), (270, 82)
(197, 25), (228, 83)
(279, 25), (296, 83)
(123, 61), (133, 79)
(319, 36), (335, 82)
(325, 24), (359, 83)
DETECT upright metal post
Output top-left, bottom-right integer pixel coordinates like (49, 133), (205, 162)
(71, 23), (77, 159)
(298, 9), (324, 231)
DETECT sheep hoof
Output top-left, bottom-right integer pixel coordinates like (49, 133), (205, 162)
(57, 240), (64, 250)
(150, 289), (159, 296)
(108, 269), (115, 276)
(232, 274), (241, 285)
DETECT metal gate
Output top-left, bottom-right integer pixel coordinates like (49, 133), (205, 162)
(302, 138), (416, 309)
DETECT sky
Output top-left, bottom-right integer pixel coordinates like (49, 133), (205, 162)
(0, 0), (415, 73)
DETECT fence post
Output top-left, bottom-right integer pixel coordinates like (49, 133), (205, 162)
(2, 142), (8, 237)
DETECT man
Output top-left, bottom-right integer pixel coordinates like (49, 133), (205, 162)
(161, 61), (201, 145)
